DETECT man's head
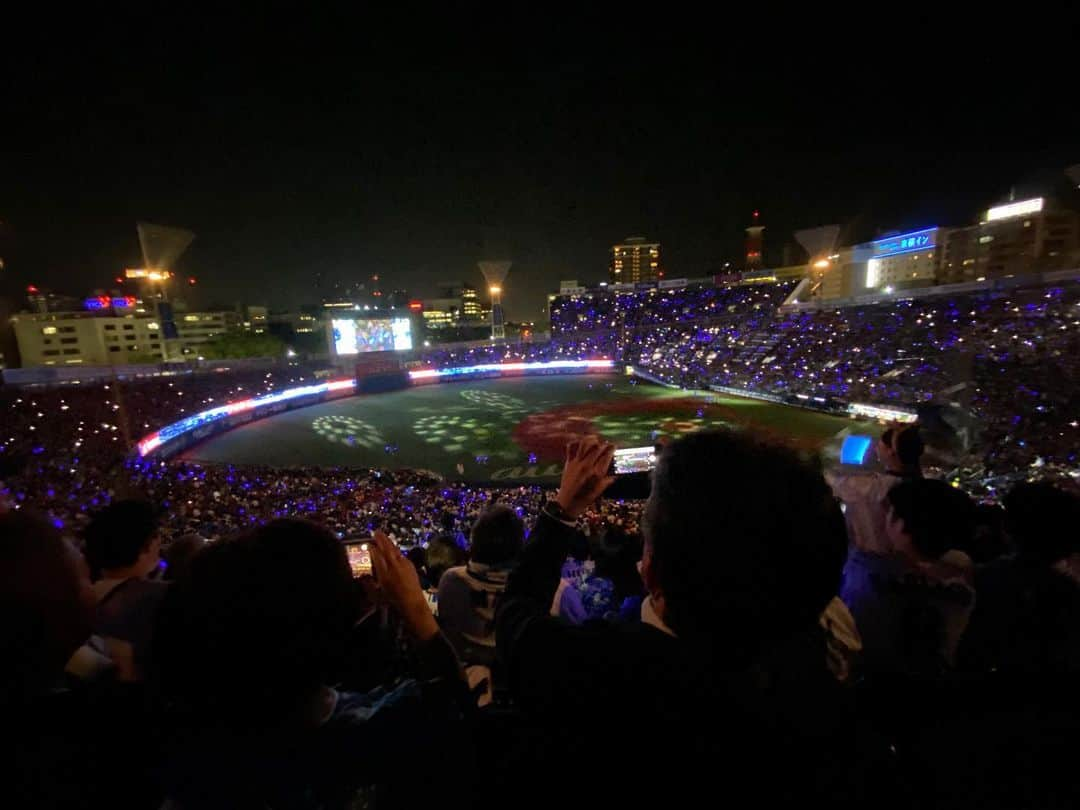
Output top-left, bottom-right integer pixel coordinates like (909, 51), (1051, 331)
(153, 519), (357, 728)
(84, 500), (161, 578)
(0, 511), (96, 702)
(885, 478), (976, 561)
(642, 430), (846, 653)
(425, 536), (466, 585)
(469, 505), (525, 567)
(162, 533), (207, 582)
(1002, 482), (1080, 564)
(876, 424), (924, 473)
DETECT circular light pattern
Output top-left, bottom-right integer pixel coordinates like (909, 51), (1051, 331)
(458, 389), (528, 410)
(312, 415), (385, 448)
(593, 413), (733, 445)
(412, 413), (519, 460)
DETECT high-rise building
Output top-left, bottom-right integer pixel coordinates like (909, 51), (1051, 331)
(610, 236), (661, 284)
(940, 198), (1080, 283)
(461, 283), (481, 319)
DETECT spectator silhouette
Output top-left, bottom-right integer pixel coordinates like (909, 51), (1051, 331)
(497, 433), (892, 806)
(153, 519), (468, 808)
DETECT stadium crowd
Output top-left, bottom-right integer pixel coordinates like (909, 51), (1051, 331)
(565, 279), (1079, 493)
(5, 427), (1079, 808)
(1, 273), (1079, 805)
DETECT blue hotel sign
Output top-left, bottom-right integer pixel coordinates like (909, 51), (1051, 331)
(871, 227), (937, 259)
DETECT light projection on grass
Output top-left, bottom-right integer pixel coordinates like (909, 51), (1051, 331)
(312, 415), (385, 449)
(458, 389), (527, 410)
(412, 413), (520, 460)
(592, 413), (734, 445)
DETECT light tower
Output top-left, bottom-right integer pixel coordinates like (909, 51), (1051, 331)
(478, 260), (511, 340)
(744, 211), (764, 273)
(135, 222), (195, 303)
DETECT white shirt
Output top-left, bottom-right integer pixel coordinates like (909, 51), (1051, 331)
(826, 469), (906, 555)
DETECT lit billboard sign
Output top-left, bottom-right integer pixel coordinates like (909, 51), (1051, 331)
(85, 296), (137, 310)
(985, 197), (1043, 222)
(870, 227), (938, 259)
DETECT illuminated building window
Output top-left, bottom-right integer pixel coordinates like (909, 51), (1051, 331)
(42, 326), (58, 335)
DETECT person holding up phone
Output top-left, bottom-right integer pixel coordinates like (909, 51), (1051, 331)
(826, 424), (925, 557)
(152, 520), (467, 807)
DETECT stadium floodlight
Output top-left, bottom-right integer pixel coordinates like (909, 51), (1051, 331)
(137, 222), (195, 278)
(795, 225), (841, 262)
(478, 260), (511, 340)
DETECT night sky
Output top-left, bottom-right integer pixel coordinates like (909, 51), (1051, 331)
(3, 23), (1077, 322)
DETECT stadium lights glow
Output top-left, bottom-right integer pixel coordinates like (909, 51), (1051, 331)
(125, 268), (173, 281)
(847, 402), (917, 423)
(985, 198), (1043, 222)
(409, 359), (614, 381)
(137, 361), (616, 458)
(136, 378), (357, 457)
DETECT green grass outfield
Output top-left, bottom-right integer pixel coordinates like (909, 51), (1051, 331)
(181, 375), (863, 483)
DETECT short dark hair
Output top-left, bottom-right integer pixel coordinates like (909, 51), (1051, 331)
(886, 478), (975, 560)
(162, 534), (207, 583)
(1003, 482), (1080, 564)
(425, 536), (466, 585)
(881, 425), (924, 467)
(469, 505), (525, 566)
(84, 500), (159, 571)
(644, 430), (846, 652)
(0, 511), (92, 702)
(153, 519), (357, 728)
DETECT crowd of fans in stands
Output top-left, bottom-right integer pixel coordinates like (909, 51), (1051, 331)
(5, 426), (1079, 808)
(1, 276), (1077, 546)
(554, 279), (1079, 492)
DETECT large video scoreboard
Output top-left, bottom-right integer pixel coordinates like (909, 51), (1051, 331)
(329, 317), (413, 356)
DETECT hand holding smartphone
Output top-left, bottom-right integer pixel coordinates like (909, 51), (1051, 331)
(344, 541), (373, 578)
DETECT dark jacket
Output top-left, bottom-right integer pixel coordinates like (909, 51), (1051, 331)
(495, 508), (898, 807)
(959, 556), (1080, 674)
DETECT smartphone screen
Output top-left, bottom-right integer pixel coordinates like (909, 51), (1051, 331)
(840, 434), (874, 465)
(345, 541), (373, 578)
(612, 446), (657, 475)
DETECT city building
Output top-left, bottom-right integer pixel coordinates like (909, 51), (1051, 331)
(939, 197), (1080, 283)
(272, 313), (317, 334)
(242, 306), (268, 334)
(806, 228), (943, 301)
(860, 227), (943, 292)
(175, 310), (240, 353)
(420, 282), (486, 329)
(418, 297), (458, 329)
(461, 283), (481, 319)
(25, 286), (83, 314)
(11, 311), (164, 366)
(610, 236), (661, 284)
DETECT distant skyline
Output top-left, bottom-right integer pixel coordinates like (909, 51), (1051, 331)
(3, 23), (1078, 321)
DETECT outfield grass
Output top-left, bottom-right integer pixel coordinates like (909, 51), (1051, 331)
(182, 375), (860, 483)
